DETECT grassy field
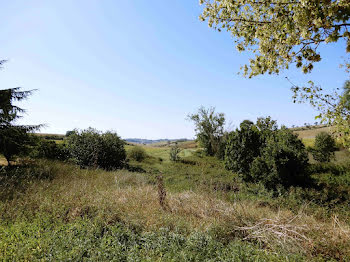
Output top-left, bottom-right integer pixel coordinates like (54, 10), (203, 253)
(1, 142), (350, 261)
(1, 130), (350, 260)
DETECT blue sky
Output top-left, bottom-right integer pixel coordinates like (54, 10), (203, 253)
(1, 0), (348, 139)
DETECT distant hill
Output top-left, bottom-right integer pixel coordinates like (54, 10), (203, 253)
(124, 138), (189, 145)
(291, 125), (333, 139)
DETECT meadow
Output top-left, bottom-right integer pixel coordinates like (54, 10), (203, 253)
(1, 126), (350, 261)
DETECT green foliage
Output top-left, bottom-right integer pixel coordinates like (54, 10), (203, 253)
(66, 128), (126, 170)
(225, 118), (309, 188)
(0, 85), (41, 165)
(224, 121), (261, 177)
(31, 138), (69, 160)
(188, 106), (226, 157)
(65, 130), (74, 137)
(128, 146), (147, 162)
(292, 80), (350, 149)
(250, 128), (309, 188)
(0, 127), (32, 165)
(199, 0), (350, 77)
(169, 144), (181, 162)
(1, 156), (350, 260)
(311, 132), (337, 162)
(0, 218), (296, 261)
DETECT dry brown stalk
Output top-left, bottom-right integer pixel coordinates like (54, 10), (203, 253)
(236, 215), (311, 252)
(157, 173), (167, 210)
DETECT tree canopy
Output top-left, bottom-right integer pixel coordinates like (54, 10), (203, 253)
(0, 88), (41, 165)
(188, 106), (226, 157)
(199, 0), (350, 77)
(0, 61), (40, 165)
(292, 79), (350, 148)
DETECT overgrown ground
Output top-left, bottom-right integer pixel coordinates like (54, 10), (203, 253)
(1, 138), (350, 261)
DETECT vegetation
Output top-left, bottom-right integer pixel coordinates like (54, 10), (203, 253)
(30, 137), (69, 160)
(225, 118), (309, 189)
(128, 145), (147, 162)
(188, 106), (226, 157)
(1, 85), (349, 259)
(224, 120), (262, 176)
(250, 128), (309, 189)
(198, 0), (350, 150)
(66, 128), (126, 170)
(0, 65), (41, 165)
(311, 132), (337, 162)
(292, 80), (350, 150)
(1, 150), (350, 260)
(169, 143), (181, 162)
(0, 0), (349, 256)
(199, 0), (350, 77)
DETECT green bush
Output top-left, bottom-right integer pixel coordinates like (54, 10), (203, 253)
(170, 144), (181, 162)
(225, 118), (309, 188)
(128, 146), (147, 162)
(31, 138), (69, 160)
(66, 128), (126, 170)
(250, 128), (309, 188)
(224, 121), (261, 179)
(311, 132), (337, 162)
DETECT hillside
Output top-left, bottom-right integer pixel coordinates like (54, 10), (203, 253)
(293, 125), (333, 139)
(1, 146), (350, 260)
(125, 138), (190, 145)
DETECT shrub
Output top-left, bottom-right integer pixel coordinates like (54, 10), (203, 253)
(65, 130), (74, 137)
(66, 128), (126, 170)
(250, 128), (309, 188)
(224, 121), (261, 179)
(170, 144), (181, 162)
(225, 118), (309, 189)
(31, 138), (69, 160)
(311, 132), (337, 162)
(128, 146), (147, 162)
(188, 106), (226, 157)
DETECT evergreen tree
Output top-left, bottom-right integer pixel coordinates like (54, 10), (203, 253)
(0, 62), (40, 165)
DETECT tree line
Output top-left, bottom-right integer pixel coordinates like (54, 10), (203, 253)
(189, 106), (338, 189)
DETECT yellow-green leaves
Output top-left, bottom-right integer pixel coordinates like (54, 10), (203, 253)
(199, 0), (350, 77)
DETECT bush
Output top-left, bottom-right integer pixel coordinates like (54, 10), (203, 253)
(66, 128), (126, 170)
(170, 144), (181, 162)
(128, 146), (147, 162)
(224, 121), (261, 179)
(188, 107), (226, 157)
(225, 118), (309, 189)
(31, 139), (69, 160)
(250, 128), (309, 188)
(311, 132), (337, 162)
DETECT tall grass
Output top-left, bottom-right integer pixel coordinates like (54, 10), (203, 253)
(1, 160), (350, 260)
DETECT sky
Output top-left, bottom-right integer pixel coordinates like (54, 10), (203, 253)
(0, 0), (349, 139)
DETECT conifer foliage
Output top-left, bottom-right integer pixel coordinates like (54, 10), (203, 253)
(0, 61), (41, 165)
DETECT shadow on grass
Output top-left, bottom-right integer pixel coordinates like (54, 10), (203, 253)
(0, 162), (57, 201)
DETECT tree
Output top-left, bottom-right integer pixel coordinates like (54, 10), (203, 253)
(30, 137), (69, 160)
(128, 146), (147, 162)
(199, 0), (350, 77)
(292, 79), (350, 149)
(250, 127), (309, 188)
(311, 132), (337, 162)
(188, 106), (226, 156)
(225, 118), (309, 188)
(0, 86), (40, 165)
(66, 128), (126, 170)
(169, 143), (181, 162)
(224, 120), (262, 178)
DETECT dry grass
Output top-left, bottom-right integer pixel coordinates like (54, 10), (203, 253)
(1, 161), (349, 259)
(0, 156), (7, 166)
(294, 126), (333, 139)
(2, 161), (348, 258)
